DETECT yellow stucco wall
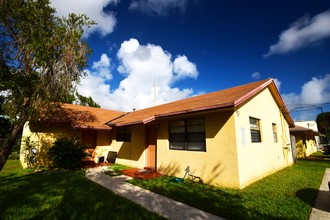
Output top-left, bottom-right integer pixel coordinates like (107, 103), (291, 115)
(92, 130), (112, 162)
(107, 124), (146, 168)
(234, 88), (293, 188)
(20, 121), (79, 168)
(293, 133), (317, 158)
(156, 88), (293, 188)
(157, 111), (241, 188)
(305, 138), (317, 156)
(20, 122), (113, 167)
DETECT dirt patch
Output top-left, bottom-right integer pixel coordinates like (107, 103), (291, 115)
(82, 160), (112, 168)
(121, 168), (163, 180)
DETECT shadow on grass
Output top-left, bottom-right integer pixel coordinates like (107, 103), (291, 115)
(296, 188), (330, 213)
(128, 176), (289, 220)
(295, 188), (319, 207)
(0, 169), (163, 219)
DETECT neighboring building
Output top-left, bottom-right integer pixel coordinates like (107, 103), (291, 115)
(295, 121), (321, 149)
(20, 104), (125, 167)
(20, 78), (295, 188)
(290, 123), (319, 158)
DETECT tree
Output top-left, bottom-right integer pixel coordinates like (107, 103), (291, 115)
(316, 112), (330, 144)
(75, 92), (100, 108)
(58, 91), (101, 108)
(0, 0), (94, 171)
(0, 96), (11, 140)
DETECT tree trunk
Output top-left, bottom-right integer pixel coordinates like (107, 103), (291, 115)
(0, 119), (26, 172)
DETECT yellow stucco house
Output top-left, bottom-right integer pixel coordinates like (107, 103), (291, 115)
(289, 125), (319, 158)
(20, 78), (295, 188)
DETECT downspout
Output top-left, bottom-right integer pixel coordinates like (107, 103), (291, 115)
(279, 108), (290, 164)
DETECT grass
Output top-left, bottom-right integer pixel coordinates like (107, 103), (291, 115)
(0, 160), (164, 220)
(129, 159), (330, 220)
(310, 151), (330, 159)
(104, 163), (132, 176)
(1, 159), (328, 220)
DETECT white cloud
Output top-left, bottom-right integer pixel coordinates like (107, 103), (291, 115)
(251, 72), (261, 79)
(50, 0), (118, 38)
(92, 54), (112, 80)
(273, 78), (281, 91)
(129, 0), (190, 16)
(281, 74), (330, 111)
(173, 55), (198, 82)
(76, 54), (113, 107)
(78, 39), (198, 111)
(264, 10), (330, 57)
(300, 74), (330, 104)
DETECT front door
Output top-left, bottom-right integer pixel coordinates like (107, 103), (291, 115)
(145, 125), (157, 171)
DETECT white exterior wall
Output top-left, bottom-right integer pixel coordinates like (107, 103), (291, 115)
(234, 88), (293, 188)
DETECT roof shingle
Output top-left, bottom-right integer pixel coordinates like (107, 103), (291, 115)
(41, 103), (125, 130)
(108, 78), (294, 127)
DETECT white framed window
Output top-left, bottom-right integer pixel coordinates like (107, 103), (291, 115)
(250, 117), (261, 143)
(169, 117), (206, 151)
(272, 123), (278, 143)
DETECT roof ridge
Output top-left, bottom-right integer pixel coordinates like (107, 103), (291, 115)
(109, 78), (288, 126)
(62, 103), (125, 113)
(129, 78), (272, 113)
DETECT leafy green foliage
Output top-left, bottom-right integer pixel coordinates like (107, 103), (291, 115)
(21, 136), (39, 167)
(48, 137), (87, 169)
(0, 97), (11, 139)
(130, 160), (330, 219)
(316, 112), (330, 144)
(0, 0), (94, 171)
(0, 160), (164, 219)
(60, 91), (100, 108)
(0, 0), (93, 120)
(75, 92), (100, 108)
(7, 152), (19, 160)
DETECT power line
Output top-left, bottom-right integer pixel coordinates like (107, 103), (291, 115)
(288, 103), (330, 112)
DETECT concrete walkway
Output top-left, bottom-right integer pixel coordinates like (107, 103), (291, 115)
(309, 168), (330, 220)
(85, 167), (224, 220)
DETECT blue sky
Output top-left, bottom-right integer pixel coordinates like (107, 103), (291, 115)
(51, 0), (330, 122)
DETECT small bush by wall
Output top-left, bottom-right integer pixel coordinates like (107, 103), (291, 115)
(8, 152), (19, 160)
(21, 136), (39, 167)
(48, 137), (87, 169)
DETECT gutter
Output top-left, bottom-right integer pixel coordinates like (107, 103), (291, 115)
(73, 125), (112, 131)
(106, 112), (130, 126)
(115, 104), (235, 127)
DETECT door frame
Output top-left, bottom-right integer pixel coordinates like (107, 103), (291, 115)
(145, 125), (157, 171)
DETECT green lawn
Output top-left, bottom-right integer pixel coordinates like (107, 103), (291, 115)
(129, 160), (330, 220)
(1, 159), (328, 220)
(0, 160), (164, 220)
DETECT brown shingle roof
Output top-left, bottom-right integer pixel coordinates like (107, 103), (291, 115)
(108, 78), (294, 127)
(290, 125), (320, 135)
(41, 103), (125, 130)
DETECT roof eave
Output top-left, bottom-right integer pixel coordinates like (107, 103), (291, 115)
(114, 103), (235, 127)
(234, 78), (273, 106)
(233, 78), (294, 127)
(72, 125), (112, 131)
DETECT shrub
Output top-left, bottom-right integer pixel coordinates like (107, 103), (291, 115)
(21, 136), (39, 167)
(323, 145), (330, 155)
(8, 151), (19, 160)
(48, 137), (87, 169)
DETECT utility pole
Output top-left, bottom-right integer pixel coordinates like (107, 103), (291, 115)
(154, 78), (156, 106)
